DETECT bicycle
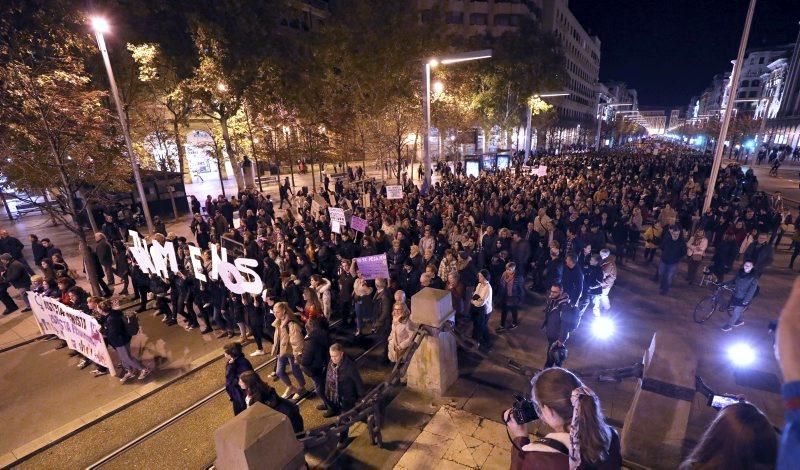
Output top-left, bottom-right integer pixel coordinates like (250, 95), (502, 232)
(693, 281), (735, 324)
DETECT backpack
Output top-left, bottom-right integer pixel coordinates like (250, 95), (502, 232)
(124, 313), (140, 336)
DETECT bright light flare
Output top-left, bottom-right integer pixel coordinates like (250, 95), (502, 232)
(591, 317), (615, 340)
(428, 58), (439, 68)
(728, 343), (756, 367)
(217, 82), (228, 92)
(432, 81), (444, 94)
(91, 17), (110, 33)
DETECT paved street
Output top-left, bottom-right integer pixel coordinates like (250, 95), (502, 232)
(0, 157), (797, 468)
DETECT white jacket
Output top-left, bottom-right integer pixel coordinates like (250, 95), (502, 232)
(315, 277), (332, 318)
(471, 281), (492, 313)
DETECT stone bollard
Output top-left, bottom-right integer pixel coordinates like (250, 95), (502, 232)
(407, 287), (458, 396)
(621, 331), (698, 469)
(214, 403), (305, 470)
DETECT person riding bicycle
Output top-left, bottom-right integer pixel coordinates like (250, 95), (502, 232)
(721, 260), (759, 332)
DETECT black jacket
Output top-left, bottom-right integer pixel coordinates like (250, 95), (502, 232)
(541, 294), (578, 342)
(561, 265), (584, 306)
(300, 328), (330, 377)
(330, 355), (364, 411)
(0, 236), (24, 259)
(372, 288), (393, 335)
(104, 309), (131, 347)
(225, 356), (253, 412)
(3, 260), (31, 289)
(659, 235), (686, 265)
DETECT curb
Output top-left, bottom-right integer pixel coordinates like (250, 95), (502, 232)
(0, 343), (225, 468)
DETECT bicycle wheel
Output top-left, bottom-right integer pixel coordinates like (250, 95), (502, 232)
(693, 296), (718, 323)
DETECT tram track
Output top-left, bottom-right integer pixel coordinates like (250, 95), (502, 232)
(87, 327), (386, 470)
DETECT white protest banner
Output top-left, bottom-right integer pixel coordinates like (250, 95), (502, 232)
(29, 293), (116, 374)
(328, 207), (347, 226)
(386, 185), (404, 200)
(535, 165), (548, 177)
(354, 253), (390, 280)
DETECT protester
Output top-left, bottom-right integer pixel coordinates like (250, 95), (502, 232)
(388, 302), (415, 364)
(497, 262), (524, 332)
(656, 225), (686, 295)
(720, 260), (759, 332)
(471, 269), (493, 351)
(238, 370), (304, 432)
(325, 342), (364, 449)
(541, 284), (578, 368)
(271, 301), (307, 400)
(300, 316), (333, 413)
(100, 300), (151, 382)
(223, 342), (253, 415)
(0, 253), (31, 312)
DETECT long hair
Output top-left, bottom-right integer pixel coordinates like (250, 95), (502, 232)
(680, 402), (777, 469)
(532, 367), (612, 466)
(304, 287), (323, 314)
(239, 370), (279, 407)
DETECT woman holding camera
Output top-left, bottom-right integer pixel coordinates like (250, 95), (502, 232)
(505, 367), (621, 469)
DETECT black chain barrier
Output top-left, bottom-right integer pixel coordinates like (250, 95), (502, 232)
(298, 321), (733, 450)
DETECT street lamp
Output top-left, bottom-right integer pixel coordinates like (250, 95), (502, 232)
(90, 16), (154, 234)
(523, 92), (569, 164)
(423, 49), (492, 193)
(595, 102), (633, 150)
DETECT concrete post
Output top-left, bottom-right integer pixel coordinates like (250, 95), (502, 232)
(621, 332), (698, 469)
(214, 403), (305, 470)
(407, 287), (458, 396)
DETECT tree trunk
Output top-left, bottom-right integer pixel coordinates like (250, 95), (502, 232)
(219, 117), (245, 191)
(172, 118), (192, 184)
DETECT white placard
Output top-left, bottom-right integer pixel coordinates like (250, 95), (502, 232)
(328, 207), (347, 226)
(386, 185), (403, 199)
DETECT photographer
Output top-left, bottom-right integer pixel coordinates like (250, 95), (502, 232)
(504, 367), (621, 469)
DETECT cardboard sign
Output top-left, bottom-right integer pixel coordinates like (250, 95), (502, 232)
(328, 207), (347, 226)
(331, 221), (342, 234)
(350, 215), (368, 233)
(29, 293), (116, 374)
(386, 185), (404, 199)
(355, 253), (390, 280)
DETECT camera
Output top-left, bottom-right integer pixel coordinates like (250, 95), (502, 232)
(510, 393), (539, 424)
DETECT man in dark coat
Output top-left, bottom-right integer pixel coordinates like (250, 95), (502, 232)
(721, 260), (759, 332)
(657, 225), (686, 295)
(370, 278), (394, 364)
(324, 343), (365, 449)
(94, 233), (115, 286)
(561, 254), (584, 310)
(101, 215), (123, 243)
(0, 253), (32, 311)
(0, 230), (33, 275)
(541, 284), (578, 368)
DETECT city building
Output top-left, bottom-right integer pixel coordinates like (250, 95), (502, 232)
(416, 0), (542, 36)
(724, 44), (794, 115)
(539, 0), (601, 147)
(767, 26), (800, 147)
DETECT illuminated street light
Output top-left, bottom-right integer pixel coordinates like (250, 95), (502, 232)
(728, 342), (756, 367)
(91, 16), (110, 33)
(90, 16), (154, 234)
(595, 100), (633, 150)
(217, 82), (228, 92)
(432, 81), (445, 95)
(422, 49), (491, 194)
(523, 91), (569, 164)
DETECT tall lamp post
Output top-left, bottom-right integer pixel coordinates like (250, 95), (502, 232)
(523, 92), (569, 164)
(703, 0), (758, 213)
(423, 49), (492, 194)
(91, 17), (154, 234)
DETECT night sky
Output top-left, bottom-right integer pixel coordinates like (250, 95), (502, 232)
(569, 0), (800, 109)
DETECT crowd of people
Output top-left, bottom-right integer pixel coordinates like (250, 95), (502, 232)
(2, 140), (800, 467)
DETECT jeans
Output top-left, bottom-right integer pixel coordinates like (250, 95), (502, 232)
(471, 306), (490, 347)
(354, 300), (368, 332)
(658, 262), (679, 294)
(730, 305), (747, 325)
(114, 343), (145, 373)
(276, 355), (306, 390)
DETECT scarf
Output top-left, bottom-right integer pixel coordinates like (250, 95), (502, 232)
(569, 386), (597, 470)
(325, 362), (339, 405)
(502, 271), (515, 296)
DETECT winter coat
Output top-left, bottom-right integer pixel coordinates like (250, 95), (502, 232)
(3, 260), (31, 289)
(599, 258), (617, 291)
(561, 265), (584, 305)
(659, 235), (687, 265)
(271, 317), (304, 358)
(583, 264), (603, 295)
(541, 294), (578, 342)
(104, 309), (131, 348)
(96, 240), (113, 267)
(314, 278), (332, 318)
(743, 242), (774, 276)
(643, 225), (663, 250)
(328, 355), (364, 411)
(724, 269), (759, 306)
(225, 356), (253, 412)
(299, 328), (330, 377)
(686, 236), (708, 259)
(498, 272), (525, 307)
(388, 318), (416, 363)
